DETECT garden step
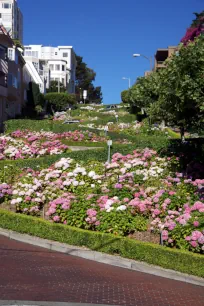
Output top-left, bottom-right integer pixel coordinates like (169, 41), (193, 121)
(69, 146), (103, 151)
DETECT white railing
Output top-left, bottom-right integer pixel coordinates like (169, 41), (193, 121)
(0, 58), (8, 75)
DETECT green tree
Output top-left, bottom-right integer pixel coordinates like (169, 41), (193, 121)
(129, 72), (160, 111)
(121, 90), (130, 104)
(88, 85), (103, 104)
(150, 36), (204, 139)
(47, 80), (67, 93)
(45, 93), (76, 112)
(23, 82), (44, 117)
(75, 55), (103, 104)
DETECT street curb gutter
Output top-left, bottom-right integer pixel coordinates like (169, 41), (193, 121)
(0, 228), (204, 287)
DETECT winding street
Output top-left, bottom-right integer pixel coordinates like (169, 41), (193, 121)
(0, 235), (203, 306)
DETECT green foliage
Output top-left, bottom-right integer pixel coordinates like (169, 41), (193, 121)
(75, 54), (103, 103)
(0, 209), (203, 277)
(45, 92), (76, 112)
(47, 80), (67, 93)
(0, 164), (20, 184)
(129, 72), (160, 111)
(121, 90), (130, 104)
(150, 37), (204, 137)
(128, 36), (204, 137)
(23, 82), (44, 117)
(191, 11), (204, 27)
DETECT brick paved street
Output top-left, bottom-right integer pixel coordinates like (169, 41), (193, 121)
(0, 235), (203, 306)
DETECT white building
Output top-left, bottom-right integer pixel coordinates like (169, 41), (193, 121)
(0, 0), (23, 43)
(24, 45), (76, 94)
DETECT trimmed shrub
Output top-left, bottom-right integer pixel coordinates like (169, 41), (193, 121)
(45, 93), (76, 112)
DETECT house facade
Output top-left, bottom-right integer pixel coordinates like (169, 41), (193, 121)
(0, 0), (23, 43)
(0, 25), (25, 131)
(24, 45), (76, 94)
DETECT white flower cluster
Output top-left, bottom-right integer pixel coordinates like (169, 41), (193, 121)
(135, 166), (164, 180)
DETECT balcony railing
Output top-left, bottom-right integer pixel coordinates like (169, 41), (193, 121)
(0, 58), (8, 75)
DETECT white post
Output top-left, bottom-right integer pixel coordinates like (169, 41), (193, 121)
(58, 79), (60, 93)
(107, 140), (113, 163)
(104, 125), (109, 137)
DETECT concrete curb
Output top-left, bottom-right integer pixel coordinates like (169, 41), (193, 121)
(0, 301), (110, 306)
(0, 228), (204, 287)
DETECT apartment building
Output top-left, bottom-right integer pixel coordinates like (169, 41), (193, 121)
(0, 0), (23, 43)
(0, 25), (25, 131)
(24, 45), (76, 94)
(154, 46), (177, 71)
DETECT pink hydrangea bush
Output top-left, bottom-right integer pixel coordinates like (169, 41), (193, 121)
(0, 135), (69, 160)
(2, 148), (203, 253)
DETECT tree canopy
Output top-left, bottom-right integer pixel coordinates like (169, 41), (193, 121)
(45, 93), (76, 112)
(75, 55), (103, 104)
(127, 35), (204, 138)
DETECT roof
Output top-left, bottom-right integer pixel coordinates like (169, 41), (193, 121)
(0, 24), (13, 44)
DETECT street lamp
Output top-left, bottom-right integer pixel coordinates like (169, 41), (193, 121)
(122, 77), (131, 88)
(133, 53), (153, 71)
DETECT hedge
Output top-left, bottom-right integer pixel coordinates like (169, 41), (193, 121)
(0, 149), (106, 170)
(0, 209), (203, 278)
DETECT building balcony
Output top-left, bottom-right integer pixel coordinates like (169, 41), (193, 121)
(155, 61), (166, 68)
(0, 58), (8, 75)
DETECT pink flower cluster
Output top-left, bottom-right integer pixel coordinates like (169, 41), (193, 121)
(46, 194), (75, 218)
(11, 130), (107, 143)
(86, 208), (100, 225)
(0, 183), (12, 198)
(0, 135), (69, 160)
(185, 231), (204, 249)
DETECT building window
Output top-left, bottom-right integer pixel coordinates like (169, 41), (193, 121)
(49, 64), (54, 71)
(55, 52), (58, 55)
(55, 64), (60, 71)
(3, 3), (11, 9)
(8, 48), (14, 61)
(63, 53), (68, 57)
(32, 51), (39, 58)
(62, 65), (65, 71)
(25, 51), (32, 56)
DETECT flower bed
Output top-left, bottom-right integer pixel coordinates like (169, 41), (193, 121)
(0, 135), (69, 160)
(1, 148), (203, 254)
(10, 129), (131, 145)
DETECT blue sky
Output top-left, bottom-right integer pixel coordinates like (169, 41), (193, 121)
(19, 0), (203, 104)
